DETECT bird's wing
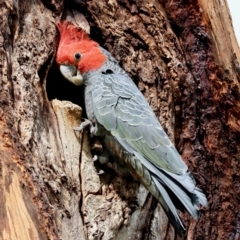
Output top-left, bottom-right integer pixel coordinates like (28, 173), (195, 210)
(91, 70), (207, 228)
(91, 71), (188, 175)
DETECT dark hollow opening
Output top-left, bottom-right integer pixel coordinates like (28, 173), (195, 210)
(46, 62), (87, 118)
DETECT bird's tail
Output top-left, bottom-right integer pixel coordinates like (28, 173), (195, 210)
(105, 136), (207, 236)
(125, 153), (207, 237)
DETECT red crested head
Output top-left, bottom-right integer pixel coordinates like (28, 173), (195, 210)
(56, 21), (106, 73)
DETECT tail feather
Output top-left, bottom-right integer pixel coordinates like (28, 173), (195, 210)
(160, 170), (207, 207)
(155, 169), (206, 219)
(195, 187), (208, 207)
(152, 176), (186, 237)
(132, 150), (207, 232)
(115, 141), (207, 236)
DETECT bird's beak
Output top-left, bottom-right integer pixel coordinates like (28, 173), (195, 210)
(59, 65), (83, 86)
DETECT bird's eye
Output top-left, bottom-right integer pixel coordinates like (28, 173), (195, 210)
(74, 53), (81, 61)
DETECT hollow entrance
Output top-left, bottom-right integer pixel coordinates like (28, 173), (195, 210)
(46, 62), (86, 117)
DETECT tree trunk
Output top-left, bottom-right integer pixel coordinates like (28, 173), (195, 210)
(1, 0), (240, 239)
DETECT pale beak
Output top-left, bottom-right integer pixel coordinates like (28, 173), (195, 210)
(60, 65), (83, 86)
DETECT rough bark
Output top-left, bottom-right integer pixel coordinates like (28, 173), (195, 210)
(1, 0), (240, 239)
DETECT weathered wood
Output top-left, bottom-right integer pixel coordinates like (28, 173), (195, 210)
(52, 100), (86, 240)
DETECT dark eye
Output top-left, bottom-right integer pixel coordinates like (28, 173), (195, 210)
(74, 53), (81, 61)
(102, 69), (114, 75)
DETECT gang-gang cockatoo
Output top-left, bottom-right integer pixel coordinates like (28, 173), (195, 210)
(56, 21), (207, 236)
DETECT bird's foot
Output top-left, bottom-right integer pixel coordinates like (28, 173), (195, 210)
(92, 156), (105, 174)
(74, 118), (93, 132)
(92, 152), (110, 164)
(93, 152), (110, 175)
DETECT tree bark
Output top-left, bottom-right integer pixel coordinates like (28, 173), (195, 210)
(1, 0), (240, 239)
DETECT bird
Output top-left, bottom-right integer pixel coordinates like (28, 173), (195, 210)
(56, 21), (207, 236)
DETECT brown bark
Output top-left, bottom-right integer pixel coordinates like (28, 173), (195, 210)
(1, 0), (240, 239)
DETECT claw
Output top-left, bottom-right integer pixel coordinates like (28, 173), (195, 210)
(97, 170), (105, 175)
(74, 118), (93, 132)
(92, 152), (110, 164)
